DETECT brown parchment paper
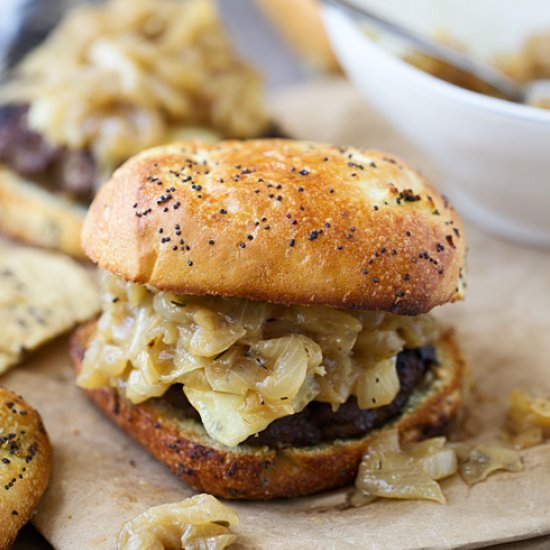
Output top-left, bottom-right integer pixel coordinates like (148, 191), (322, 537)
(3, 78), (550, 550)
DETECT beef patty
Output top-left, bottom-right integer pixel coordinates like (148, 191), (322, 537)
(163, 345), (437, 449)
(0, 103), (97, 202)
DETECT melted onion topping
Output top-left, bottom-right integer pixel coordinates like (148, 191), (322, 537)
(78, 274), (438, 446)
(118, 493), (238, 550)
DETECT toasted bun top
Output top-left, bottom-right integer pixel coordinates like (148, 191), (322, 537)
(82, 139), (465, 314)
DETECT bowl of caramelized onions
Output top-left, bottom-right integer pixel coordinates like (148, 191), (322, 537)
(322, 0), (550, 247)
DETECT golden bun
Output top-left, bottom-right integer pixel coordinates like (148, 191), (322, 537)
(71, 321), (465, 500)
(0, 165), (86, 259)
(82, 139), (465, 314)
(0, 387), (52, 548)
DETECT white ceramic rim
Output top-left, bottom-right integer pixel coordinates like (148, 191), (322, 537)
(449, 186), (550, 248)
(324, 6), (550, 126)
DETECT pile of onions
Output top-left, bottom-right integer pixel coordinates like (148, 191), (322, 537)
(352, 429), (523, 506)
(351, 429), (457, 506)
(80, 274), (438, 447)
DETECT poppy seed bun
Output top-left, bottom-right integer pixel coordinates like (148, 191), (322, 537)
(0, 387), (52, 548)
(82, 139), (465, 314)
(71, 321), (465, 500)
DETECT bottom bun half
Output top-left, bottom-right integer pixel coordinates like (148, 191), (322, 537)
(71, 321), (466, 500)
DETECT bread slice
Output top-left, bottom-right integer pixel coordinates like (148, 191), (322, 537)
(71, 321), (466, 500)
(0, 165), (86, 258)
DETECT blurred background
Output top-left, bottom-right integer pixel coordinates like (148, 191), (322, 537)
(4, 0), (550, 250)
(0, 0), (311, 89)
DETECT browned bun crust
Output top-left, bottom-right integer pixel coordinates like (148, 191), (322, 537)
(71, 321), (465, 500)
(0, 165), (86, 258)
(0, 387), (52, 548)
(82, 139), (465, 314)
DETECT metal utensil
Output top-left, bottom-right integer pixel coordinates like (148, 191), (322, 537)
(322, 0), (527, 103)
(217, 0), (307, 91)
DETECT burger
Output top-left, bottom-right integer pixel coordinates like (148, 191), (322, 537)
(72, 139), (466, 499)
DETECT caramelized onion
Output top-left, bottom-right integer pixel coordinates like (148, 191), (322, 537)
(406, 438), (458, 480)
(118, 493), (238, 550)
(354, 357), (399, 409)
(205, 347), (263, 396)
(507, 389), (550, 448)
(280, 305), (363, 352)
(456, 444), (523, 486)
(396, 314), (439, 349)
(80, 274), (437, 446)
(253, 336), (313, 400)
(316, 350), (355, 408)
(352, 429), (448, 505)
(354, 330), (404, 362)
(183, 387), (291, 447)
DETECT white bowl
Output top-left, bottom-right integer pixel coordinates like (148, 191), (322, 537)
(322, 0), (550, 247)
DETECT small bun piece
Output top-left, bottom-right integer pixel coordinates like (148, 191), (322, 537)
(0, 387), (52, 549)
(83, 139), (465, 314)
